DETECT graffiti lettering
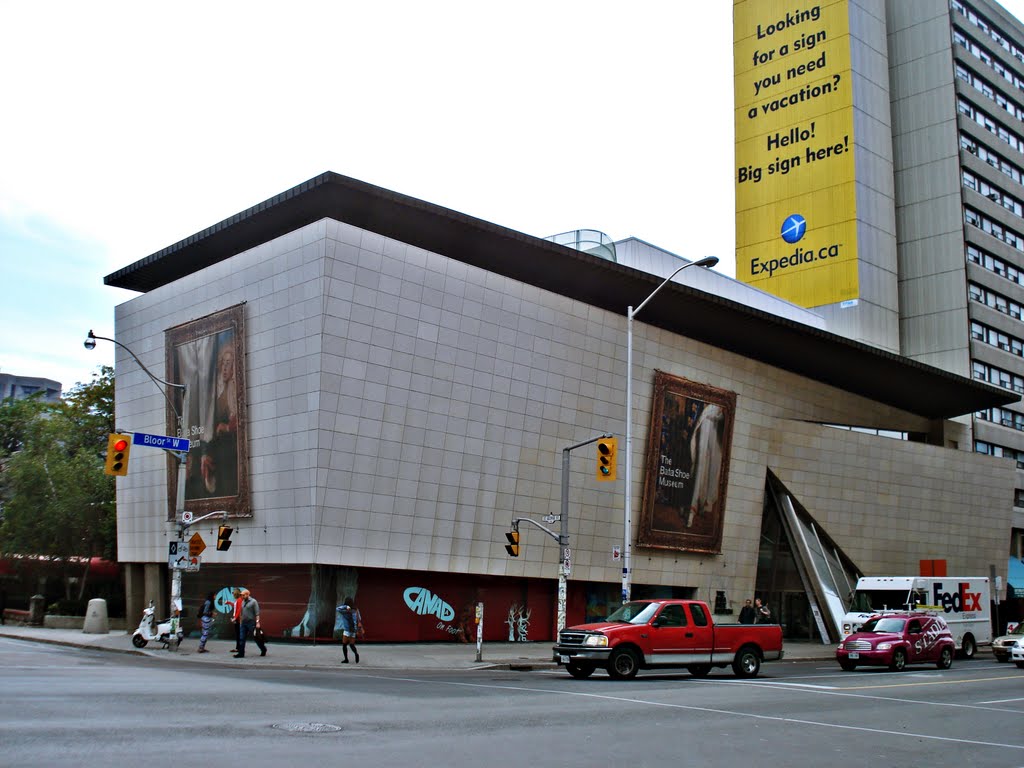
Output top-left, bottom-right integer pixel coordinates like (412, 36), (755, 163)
(404, 587), (455, 621)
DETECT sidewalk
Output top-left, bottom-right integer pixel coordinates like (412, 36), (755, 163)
(0, 623), (838, 670)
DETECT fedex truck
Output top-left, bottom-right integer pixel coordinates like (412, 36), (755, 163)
(841, 576), (991, 658)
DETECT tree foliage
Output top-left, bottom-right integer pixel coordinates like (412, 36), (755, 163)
(0, 367), (116, 597)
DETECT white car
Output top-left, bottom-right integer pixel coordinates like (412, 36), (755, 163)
(1011, 639), (1024, 668)
(992, 624), (1024, 662)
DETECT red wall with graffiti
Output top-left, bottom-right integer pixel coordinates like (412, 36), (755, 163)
(181, 565), (562, 643)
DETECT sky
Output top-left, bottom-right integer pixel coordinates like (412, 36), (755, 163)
(4, 1), (1024, 393)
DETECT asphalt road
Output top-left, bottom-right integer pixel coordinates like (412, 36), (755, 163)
(2, 636), (1023, 767)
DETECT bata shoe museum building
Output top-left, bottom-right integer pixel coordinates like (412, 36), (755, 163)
(106, 172), (1018, 645)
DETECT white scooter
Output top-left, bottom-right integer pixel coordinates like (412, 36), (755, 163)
(132, 600), (184, 649)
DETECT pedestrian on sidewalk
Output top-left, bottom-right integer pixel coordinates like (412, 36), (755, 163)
(738, 599), (756, 624)
(229, 587), (243, 653)
(196, 591), (215, 653)
(235, 589), (267, 658)
(754, 597), (773, 624)
(335, 596), (363, 664)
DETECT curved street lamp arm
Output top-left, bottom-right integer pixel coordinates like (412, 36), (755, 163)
(85, 330), (184, 420)
(631, 256), (719, 319)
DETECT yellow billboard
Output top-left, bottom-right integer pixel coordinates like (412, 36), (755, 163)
(734, 0), (858, 307)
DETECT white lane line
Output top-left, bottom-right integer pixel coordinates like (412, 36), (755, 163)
(977, 697), (1024, 704)
(370, 674), (1024, 752)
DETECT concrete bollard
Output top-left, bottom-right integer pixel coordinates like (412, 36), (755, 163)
(28, 595), (46, 626)
(82, 598), (110, 634)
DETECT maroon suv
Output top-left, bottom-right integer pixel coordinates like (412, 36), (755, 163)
(836, 613), (955, 672)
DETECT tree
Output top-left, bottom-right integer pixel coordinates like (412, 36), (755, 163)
(0, 367), (116, 601)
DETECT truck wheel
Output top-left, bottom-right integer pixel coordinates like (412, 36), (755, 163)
(566, 662), (595, 679)
(131, 634), (148, 648)
(889, 648), (907, 672)
(608, 648), (640, 680)
(839, 660), (856, 671)
(936, 647), (953, 670)
(960, 634), (976, 659)
(688, 665), (711, 678)
(732, 647), (761, 678)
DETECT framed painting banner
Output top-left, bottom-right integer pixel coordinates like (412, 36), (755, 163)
(638, 370), (736, 554)
(165, 304), (250, 519)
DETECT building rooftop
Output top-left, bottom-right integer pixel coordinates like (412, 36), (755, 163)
(104, 171), (1017, 420)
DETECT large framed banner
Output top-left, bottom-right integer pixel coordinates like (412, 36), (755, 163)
(165, 304), (250, 519)
(638, 371), (736, 554)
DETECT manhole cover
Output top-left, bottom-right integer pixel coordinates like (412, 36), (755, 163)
(272, 723), (343, 734)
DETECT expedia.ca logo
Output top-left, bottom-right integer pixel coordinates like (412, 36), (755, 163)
(780, 213), (806, 244)
(750, 212), (841, 278)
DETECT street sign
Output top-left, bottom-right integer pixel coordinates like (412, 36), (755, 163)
(541, 514), (561, 524)
(168, 541), (189, 570)
(132, 432), (191, 452)
(189, 533), (206, 557)
(180, 510), (194, 525)
(186, 556), (201, 573)
(168, 553), (189, 570)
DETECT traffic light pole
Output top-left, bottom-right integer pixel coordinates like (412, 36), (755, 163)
(556, 433), (612, 635)
(170, 502), (227, 649)
(168, 450), (188, 649)
(84, 331), (193, 651)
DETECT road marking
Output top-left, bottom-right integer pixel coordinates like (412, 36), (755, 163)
(738, 680), (838, 689)
(840, 675), (1021, 691)
(978, 697), (1024, 704)
(372, 675), (1024, 752)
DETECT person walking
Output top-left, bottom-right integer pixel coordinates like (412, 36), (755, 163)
(336, 596), (363, 664)
(738, 599), (756, 624)
(234, 589), (267, 658)
(754, 597), (773, 624)
(196, 591), (215, 653)
(229, 588), (243, 653)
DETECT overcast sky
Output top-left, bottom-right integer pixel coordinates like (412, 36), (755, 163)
(4, 1), (1024, 393)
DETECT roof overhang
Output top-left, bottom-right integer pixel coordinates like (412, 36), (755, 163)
(105, 171), (1017, 420)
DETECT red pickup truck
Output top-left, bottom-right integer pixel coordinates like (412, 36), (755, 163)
(552, 599), (784, 679)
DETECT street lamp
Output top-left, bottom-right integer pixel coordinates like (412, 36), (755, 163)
(85, 329), (190, 641)
(621, 256), (718, 605)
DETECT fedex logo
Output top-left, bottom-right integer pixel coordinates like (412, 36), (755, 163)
(932, 582), (982, 613)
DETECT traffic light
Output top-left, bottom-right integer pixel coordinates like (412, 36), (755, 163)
(504, 530), (520, 557)
(596, 437), (617, 481)
(217, 525), (233, 551)
(104, 433), (131, 476)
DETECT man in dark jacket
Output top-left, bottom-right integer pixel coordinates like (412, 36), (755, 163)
(738, 599), (756, 624)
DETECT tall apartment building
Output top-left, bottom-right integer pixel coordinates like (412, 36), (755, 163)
(735, 0), (1024, 594)
(898, 0), (1024, 585)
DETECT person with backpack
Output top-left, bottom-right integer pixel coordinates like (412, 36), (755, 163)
(196, 592), (215, 653)
(754, 597), (773, 624)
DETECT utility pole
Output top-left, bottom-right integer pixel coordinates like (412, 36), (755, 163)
(85, 330), (190, 645)
(510, 433), (612, 637)
(557, 433), (612, 634)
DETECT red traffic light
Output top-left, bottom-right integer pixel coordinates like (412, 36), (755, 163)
(104, 433), (132, 476)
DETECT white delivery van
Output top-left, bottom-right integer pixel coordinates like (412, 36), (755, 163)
(841, 576), (991, 658)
